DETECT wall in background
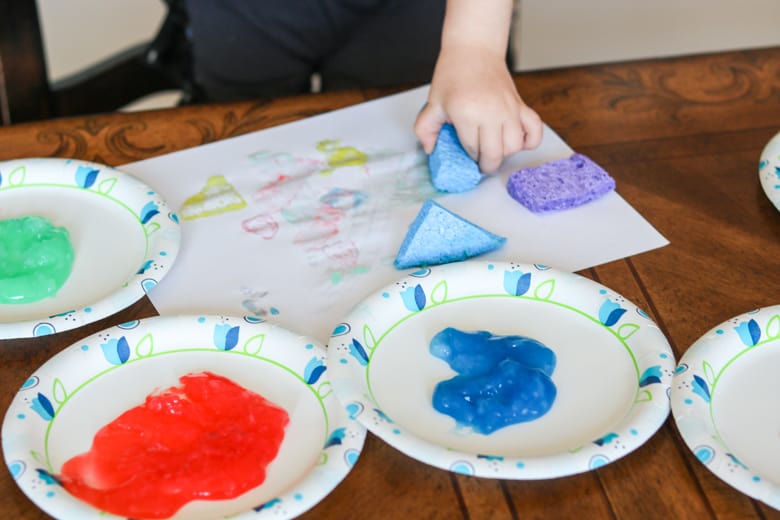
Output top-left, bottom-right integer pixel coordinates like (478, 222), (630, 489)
(36, 0), (165, 83)
(512, 0), (780, 71)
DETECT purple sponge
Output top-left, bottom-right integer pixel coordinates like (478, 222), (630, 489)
(394, 200), (506, 269)
(506, 153), (616, 213)
(429, 123), (483, 193)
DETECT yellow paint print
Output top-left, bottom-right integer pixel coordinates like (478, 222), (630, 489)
(180, 175), (246, 220)
(316, 139), (368, 175)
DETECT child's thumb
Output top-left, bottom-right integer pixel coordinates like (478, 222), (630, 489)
(413, 104), (447, 154)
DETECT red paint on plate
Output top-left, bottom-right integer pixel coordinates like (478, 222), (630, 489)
(59, 371), (289, 519)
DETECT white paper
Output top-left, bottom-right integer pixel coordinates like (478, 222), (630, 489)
(122, 86), (668, 343)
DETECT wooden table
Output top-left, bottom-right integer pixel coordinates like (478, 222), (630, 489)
(1, 47), (779, 520)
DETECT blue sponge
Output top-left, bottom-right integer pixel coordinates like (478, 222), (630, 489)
(394, 200), (506, 269)
(429, 123), (483, 193)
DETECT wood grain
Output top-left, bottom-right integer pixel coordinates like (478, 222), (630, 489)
(1, 47), (779, 520)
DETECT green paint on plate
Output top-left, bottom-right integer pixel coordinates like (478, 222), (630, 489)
(0, 216), (75, 304)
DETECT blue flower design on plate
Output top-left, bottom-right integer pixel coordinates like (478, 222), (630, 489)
(75, 165), (99, 188)
(691, 374), (711, 402)
(599, 298), (627, 327)
(477, 454), (505, 462)
(589, 454), (610, 469)
(20, 376), (40, 390)
(348, 338), (369, 366)
(639, 365), (663, 387)
(324, 427), (346, 448)
(214, 324), (240, 351)
(139, 201), (160, 224)
(32, 322), (56, 336)
(304, 357), (326, 384)
(726, 452), (749, 469)
(734, 319), (760, 346)
(101, 336), (131, 365)
(345, 402), (364, 419)
(36, 468), (60, 485)
(374, 408), (393, 423)
(344, 448), (360, 467)
(30, 392), (55, 421)
(331, 323), (351, 336)
(503, 269), (531, 296)
(400, 284), (426, 311)
(694, 445), (715, 464)
(593, 432), (619, 446)
(8, 460), (25, 479)
(136, 259), (154, 274)
(254, 498), (281, 512)
(450, 461), (475, 475)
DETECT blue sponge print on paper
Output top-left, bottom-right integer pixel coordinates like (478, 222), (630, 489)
(393, 200), (506, 269)
(429, 123), (483, 193)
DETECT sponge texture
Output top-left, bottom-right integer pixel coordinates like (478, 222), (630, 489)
(506, 153), (615, 213)
(429, 124), (482, 193)
(394, 200), (506, 269)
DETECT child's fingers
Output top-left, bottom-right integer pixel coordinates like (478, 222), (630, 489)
(413, 103), (448, 154)
(519, 107), (544, 150)
(477, 126), (504, 173)
(502, 121), (527, 158)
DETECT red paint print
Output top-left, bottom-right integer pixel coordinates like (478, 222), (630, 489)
(59, 371), (289, 519)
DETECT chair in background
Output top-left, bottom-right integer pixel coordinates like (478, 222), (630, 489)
(0, 0), (198, 126)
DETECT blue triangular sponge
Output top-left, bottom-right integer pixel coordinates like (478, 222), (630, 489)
(394, 200), (506, 269)
(429, 124), (483, 193)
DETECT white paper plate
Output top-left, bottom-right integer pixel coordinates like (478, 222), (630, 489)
(1, 315), (366, 519)
(671, 305), (780, 510)
(327, 261), (674, 479)
(0, 158), (180, 339)
(759, 131), (780, 211)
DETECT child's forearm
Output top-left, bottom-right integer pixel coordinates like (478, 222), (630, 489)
(440, 0), (513, 56)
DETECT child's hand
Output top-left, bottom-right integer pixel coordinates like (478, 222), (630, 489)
(414, 47), (542, 173)
(413, 0), (543, 174)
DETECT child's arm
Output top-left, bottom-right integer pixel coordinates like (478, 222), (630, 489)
(414, 0), (543, 173)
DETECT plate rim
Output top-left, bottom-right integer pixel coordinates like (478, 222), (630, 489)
(0, 157), (180, 339)
(327, 260), (675, 479)
(670, 304), (780, 510)
(1, 314), (366, 519)
(759, 131), (780, 212)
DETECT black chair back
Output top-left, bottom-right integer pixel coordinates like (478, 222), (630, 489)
(0, 0), (196, 125)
